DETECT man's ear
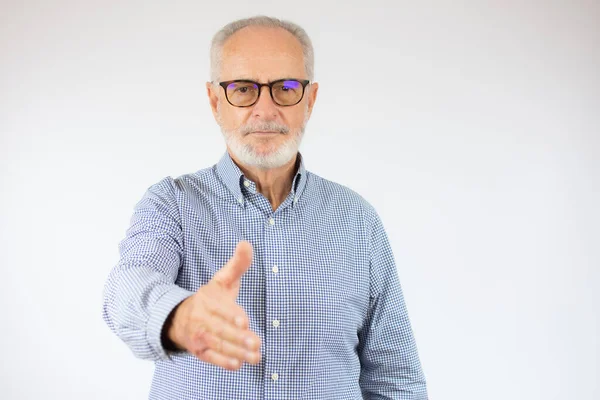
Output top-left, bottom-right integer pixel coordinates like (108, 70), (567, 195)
(206, 82), (220, 120)
(305, 82), (319, 120)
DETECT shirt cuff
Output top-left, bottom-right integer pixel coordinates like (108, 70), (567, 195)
(146, 285), (195, 362)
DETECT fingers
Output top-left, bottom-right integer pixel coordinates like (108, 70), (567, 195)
(204, 296), (250, 330)
(199, 311), (261, 351)
(189, 315), (261, 369)
(212, 241), (253, 287)
(202, 330), (261, 364)
(186, 296), (261, 366)
(209, 315), (261, 351)
(194, 348), (245, 371)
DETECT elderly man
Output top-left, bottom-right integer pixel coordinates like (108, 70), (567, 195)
(102, 16), (428, 400)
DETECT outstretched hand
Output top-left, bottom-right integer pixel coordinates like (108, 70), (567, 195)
(166, 241), (261, 370)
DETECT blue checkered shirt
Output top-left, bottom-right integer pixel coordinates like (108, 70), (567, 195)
(102, 151), (428, 399)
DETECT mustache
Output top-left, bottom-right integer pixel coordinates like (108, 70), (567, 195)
(240, 121), (290, 135)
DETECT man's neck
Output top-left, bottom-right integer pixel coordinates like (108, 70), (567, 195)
(229, 150), (298, 211)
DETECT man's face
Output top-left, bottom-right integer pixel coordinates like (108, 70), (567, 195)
(207, 26), (318, 169)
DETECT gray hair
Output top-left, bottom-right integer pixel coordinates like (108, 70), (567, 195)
(210, 16), (314, 83)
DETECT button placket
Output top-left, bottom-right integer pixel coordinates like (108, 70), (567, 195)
(264, 211), (285, 391)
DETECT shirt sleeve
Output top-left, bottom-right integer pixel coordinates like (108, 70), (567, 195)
(101, 177), (195, 362)
(358, 207), (428, 399)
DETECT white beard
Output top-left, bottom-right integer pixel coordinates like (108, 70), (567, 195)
(218, 109), (309, 170)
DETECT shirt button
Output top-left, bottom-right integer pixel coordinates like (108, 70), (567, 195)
(272, 265), (279, 274)
(244, 180), (250, 187)
(268, 218), (275, 225)
(271, 373), (279, 381)
(272, 319), (280, 328)
(238, 197), (243, 204)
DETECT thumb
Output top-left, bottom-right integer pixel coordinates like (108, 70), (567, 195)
(212, 240), (253, 288)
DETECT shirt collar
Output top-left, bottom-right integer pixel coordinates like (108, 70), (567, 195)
(215, 151), (308, 208)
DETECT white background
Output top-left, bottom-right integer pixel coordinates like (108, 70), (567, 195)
(1, 1), (598, 399)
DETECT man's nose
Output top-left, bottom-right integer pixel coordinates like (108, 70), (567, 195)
(252, 86), (278, 118)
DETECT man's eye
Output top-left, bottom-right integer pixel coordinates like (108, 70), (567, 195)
(236, 86), (255, 94)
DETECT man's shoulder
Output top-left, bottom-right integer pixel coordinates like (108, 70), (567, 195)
(147, 164), (220, 194)
(175, 165), (218, 188)
(305, 171), (377, 217)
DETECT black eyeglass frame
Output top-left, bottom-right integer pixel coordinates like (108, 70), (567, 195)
(218, 79), (311, 107)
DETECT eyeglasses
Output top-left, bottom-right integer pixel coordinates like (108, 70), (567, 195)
(218, 79), (310, 107)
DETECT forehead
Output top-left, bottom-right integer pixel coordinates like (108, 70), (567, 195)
(219, 26), (306, 81)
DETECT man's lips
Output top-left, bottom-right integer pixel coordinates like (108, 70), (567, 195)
(249, 131), (280, 135)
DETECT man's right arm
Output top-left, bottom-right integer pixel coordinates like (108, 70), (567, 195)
(101, 177), (194, 362)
